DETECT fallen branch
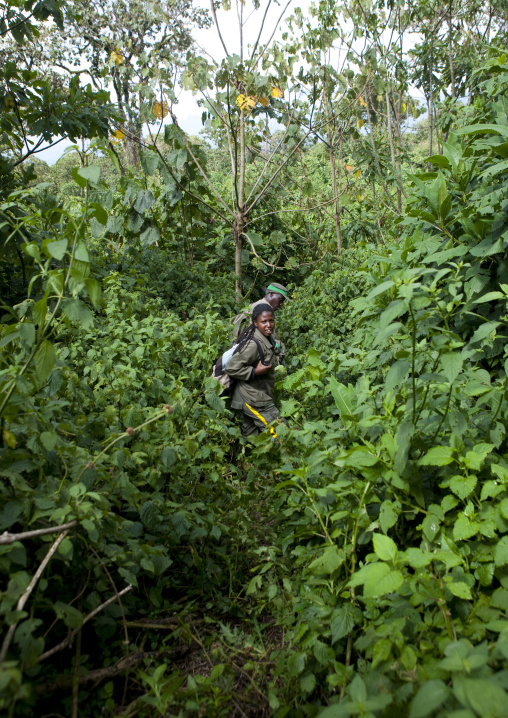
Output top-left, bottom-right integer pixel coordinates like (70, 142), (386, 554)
(0, 520), (77, 545)
(38, 585), (133, 663)
(36, 644), (200, 694)
(0, 531), (68, 664)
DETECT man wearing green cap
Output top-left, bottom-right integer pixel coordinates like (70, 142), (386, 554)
(249, 282), (290, 315)
(232, 283), (290, 362)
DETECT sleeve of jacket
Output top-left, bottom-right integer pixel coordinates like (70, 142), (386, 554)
(225, 341), (259, 381)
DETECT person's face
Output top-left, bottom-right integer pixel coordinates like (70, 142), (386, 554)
(254, 311), (275, 337)
(268, 293), (285, 311)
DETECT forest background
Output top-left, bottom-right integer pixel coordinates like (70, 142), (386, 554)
(1, 0), (508, 716)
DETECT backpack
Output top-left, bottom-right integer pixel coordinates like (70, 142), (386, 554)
(211, 337), (267, 396)
(231, 310), (250, 340)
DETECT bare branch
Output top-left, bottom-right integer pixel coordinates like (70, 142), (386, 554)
(245, 197), (339, 225)
(169, 111), (235, 218)
(38, 585), (133, 663)
(251, 0), (293, 71)
(250, 0), (272, 62)
(0, 520), (78, 545)
(0, 531), (68, 664)
(210, 0), (229, 57)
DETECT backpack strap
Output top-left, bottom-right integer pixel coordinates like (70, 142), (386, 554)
(250, 337), (271, 366)
(232, 336), (270, 366)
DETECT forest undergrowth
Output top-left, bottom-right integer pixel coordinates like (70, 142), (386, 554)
(2, 0), (508, 713)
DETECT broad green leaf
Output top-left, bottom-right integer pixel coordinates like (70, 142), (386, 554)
(287, 651), (306, 677)
(341, 446), (378, 467)
(140, 500), (158, 531)
(349, 674), (367, 703)
(499, 499), (508, 520)
(134, 190), (155, 213)
(308, 545), (345, 575)
(418, 446), (454, 466)
(19, 323), (35, 347)
(473, 291), (505, 304)
(372, 637), (392, 667)
(440, 353), (463, 383)
(372, 322), (403, 348)
(141, 151), (159, 175)
(373, 533), (398, 562)
(410, 680), (450, 718)
(454, 124), (508, 136)
(447, 582), (472, 600)
(470, 321), (500, 344)
(366, 280), (395, 301)
(62, 299), (93, 328)
(379, 299), (407, 329)
(422, 513), (440, 542)
(461, 444), (494, 471)
(90, 202), (107, 225)
(40, 431), (57, 451)
(140, 225), (160, 246)
(0, 328), (21, 349)
(453, 676), (508, 716)
(33, 297), (47, 327)
(46, 239), (68, 260)
(77, 164), (101, 185)
(349, 562), (404, 597)
(434, 550), (462, 568)
(73, 241), (90, 263)
(385, 360), (410, 395)
(0, 500), (23, 530)
(329, 376), (353, 417)
(330, 604), (361, 643)
(405, 548), (433, 569)
(453, 514), (479, 541)
(442, 495), (460, 514)
(450, 475), (477, 500)
(495, 537), (508, 566)
(85, 278), (101, 308)
(3, 429), (16, 449)
(54, 601), (83, 628)
(71, 167), (86, 188)
(379, 500), (401, 534)
(34, 340), (56, 382)
(426, 154), (450, 169)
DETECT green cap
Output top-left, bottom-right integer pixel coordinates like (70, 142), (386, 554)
(266, 283), (291, 300)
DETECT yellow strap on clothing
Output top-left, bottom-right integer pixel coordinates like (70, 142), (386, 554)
(245, 403), (277, 437)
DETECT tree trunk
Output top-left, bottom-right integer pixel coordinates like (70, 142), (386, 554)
(323, 90), (341, 256)
(235, 108), (246, 299)
(448, 12), (456, 98)
(428, 34), (434, 161)
(234, 216), (244, 297)
(385, 84), (398, 211)
(366, 91), (397, 211)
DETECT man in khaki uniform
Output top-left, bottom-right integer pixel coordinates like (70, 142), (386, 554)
(232, 283), (290, 362)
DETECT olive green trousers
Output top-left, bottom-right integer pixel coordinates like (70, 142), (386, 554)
(236, 401), (280, 437)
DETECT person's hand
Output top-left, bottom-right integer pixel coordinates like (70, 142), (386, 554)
(254, 360), (272, 376)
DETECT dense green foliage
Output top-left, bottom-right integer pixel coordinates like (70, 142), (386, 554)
(2, 0), (508, 715)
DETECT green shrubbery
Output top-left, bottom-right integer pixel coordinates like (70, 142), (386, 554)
(2, 22), (508, 718)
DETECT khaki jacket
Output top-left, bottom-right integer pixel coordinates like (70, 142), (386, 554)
(225, 329), (276, 410)
(247, 299), (286, 362)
